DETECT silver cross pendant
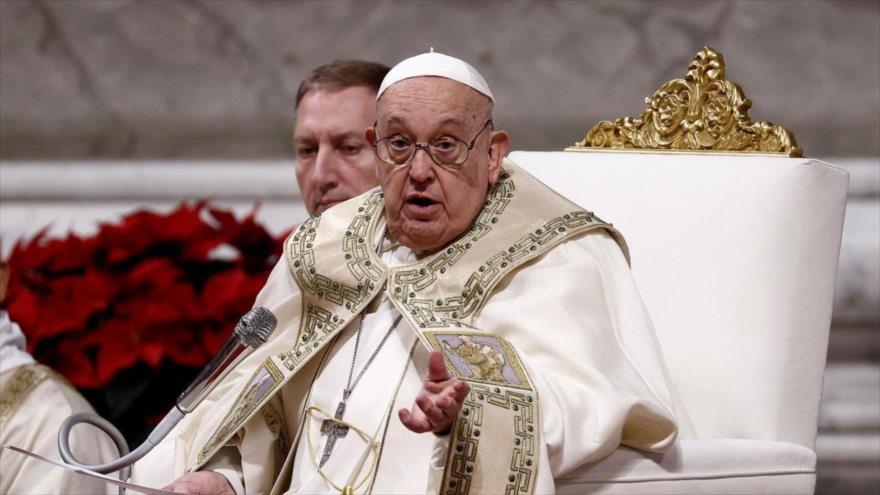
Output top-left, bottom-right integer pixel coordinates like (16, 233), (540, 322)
(319, 400), (350, 467)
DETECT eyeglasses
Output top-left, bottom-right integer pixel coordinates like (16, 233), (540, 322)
(372, 119), (493, 167)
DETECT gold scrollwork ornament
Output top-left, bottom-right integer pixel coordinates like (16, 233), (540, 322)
(572, 47), (803, 157)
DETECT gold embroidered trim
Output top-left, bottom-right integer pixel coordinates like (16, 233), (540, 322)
(393, 208), (610, 329)
(0, 364), (53, 432)
(196, 191), (395, 468)
(341, 190), (387, 287)
(421, 332), (538, 494)
(381, 168), (598, 493)
(287, 190), (385, 309)
(283, 190), (387, 372)
(389, 172), (515, 316)
(287, 214), (323, 296)
(570, 47), (803, 157)
(196, 359), (284, 465)
(388, 172), (513, 327)
(443, 384), (539, 495)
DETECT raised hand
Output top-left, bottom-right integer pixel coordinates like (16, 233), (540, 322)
(399, 349), (470, 434)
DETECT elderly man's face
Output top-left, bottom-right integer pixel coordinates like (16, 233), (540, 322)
(368, 77), (509, 254)
(294, 86), (379, 215)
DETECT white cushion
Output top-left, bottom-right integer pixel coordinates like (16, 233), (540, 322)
(556, 439), (816, 494)
(510, 151), (849, 449)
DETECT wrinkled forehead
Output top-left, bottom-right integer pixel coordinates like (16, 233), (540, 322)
(376, 76), (491, 127)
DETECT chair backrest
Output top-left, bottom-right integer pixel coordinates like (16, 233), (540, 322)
(510, 150), (848, 449)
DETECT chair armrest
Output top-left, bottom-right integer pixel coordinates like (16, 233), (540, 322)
(556, 439), (816, 495)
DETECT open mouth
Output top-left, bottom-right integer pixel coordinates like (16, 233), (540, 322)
(404, 195), (440, 216)
(408, 197), (435, 207)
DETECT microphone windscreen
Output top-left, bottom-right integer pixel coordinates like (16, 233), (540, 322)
(233, 306), (277, 348)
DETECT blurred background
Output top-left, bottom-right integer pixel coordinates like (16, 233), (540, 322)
(1, 1), (877, 493)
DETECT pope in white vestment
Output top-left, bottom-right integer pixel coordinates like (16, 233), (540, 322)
(139, 52), (679, 495)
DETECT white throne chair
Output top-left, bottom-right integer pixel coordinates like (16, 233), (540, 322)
(511, 48), (849, 494)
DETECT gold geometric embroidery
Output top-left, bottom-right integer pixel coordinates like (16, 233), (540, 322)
(444, 388), (479, 495)
(342, 190), (386, 288)
(276, 304), (340, 374)
(198, 191), (393, 468)
(277, 164), (593, 494)
(284, 191), (388, 374)
(390, 172), (514, 309)
(443, 384), (538, 495)
(395, 208), (607, 329)
(287, 215), (321, 295)
(287, 190), (385, 310)
(196, 359), (284, 465)
(0, 364), (53, 432)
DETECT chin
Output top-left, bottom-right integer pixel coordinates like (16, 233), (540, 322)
(398, 227), (450, 255)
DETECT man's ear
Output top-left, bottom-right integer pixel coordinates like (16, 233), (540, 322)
(365, 126), (384, 177)
(487, 130), (510, 186)
(0, 262), (8, 304)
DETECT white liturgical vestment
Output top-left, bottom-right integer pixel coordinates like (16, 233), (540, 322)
(284, 235), (437, 494)
(0, 311), (118, 495)
(131, 161), (678, 494)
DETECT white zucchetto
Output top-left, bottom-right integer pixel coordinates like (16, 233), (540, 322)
(377, 51), (494, 102)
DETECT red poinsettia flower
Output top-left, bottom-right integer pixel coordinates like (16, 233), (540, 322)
(2, 201), (288, 444)
(3, 202), (286, 392)
(97, 203), (224, 265)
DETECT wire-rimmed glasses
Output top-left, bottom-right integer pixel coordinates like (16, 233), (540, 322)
(372, 119), (493, 167)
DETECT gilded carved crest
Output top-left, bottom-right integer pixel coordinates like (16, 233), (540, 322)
(569, 47), (803, 156)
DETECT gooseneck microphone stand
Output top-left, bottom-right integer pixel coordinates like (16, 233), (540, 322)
(56, 306), (277, 493)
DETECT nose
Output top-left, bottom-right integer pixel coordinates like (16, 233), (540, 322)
(313, 146), (338, 191)
(407, 147), (435, 183)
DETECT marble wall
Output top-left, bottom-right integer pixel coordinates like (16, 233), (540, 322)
(1, 0), (878, 159)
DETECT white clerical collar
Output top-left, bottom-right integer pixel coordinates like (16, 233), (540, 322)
(380, 233), (417, 267)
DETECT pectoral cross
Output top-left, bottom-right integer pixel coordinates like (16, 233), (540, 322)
(319, 400), (349, 467)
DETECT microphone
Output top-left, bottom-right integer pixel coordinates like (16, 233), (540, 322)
(176, 305), (276, 413)
(57, 306), (277, 479)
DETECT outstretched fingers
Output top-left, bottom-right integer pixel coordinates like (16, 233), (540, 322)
(398, 407), (431, 433)
(426, 349), (452, 382)
(397, 395), (447, 433)
(417, 394), (448, 424)
(450, 379), (470, 401)
(400, 349), (472, 434)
